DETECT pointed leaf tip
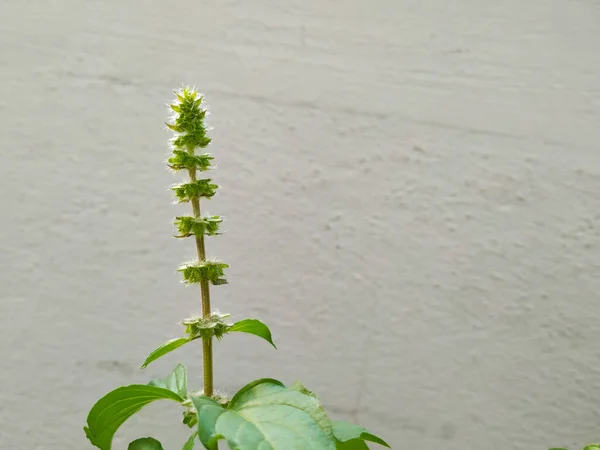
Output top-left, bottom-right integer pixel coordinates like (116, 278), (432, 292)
(182, 432), (198, 450)
(141, 337), (190, 368)
(332, 421), (390, 448)
(148, 363), (188, 399)
(229, 318), (276, 349)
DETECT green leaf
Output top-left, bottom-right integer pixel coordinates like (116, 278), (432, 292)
(128, 437), (165, 449)
(229, 318), (277, 349)
(182, 432), (197, 450)
(141, 337), (190, 368)
(337, 440), (369, 450)
(290, 380), (318, 398)
(584, 446), (600, 450)
(192, 378), (335, 450)
(333, 421), (390, 448)
(84, 385), (183, 450)
(148, 363), (188, 399)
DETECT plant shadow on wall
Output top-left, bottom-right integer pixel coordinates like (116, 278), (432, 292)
(82, 87), (391, 450)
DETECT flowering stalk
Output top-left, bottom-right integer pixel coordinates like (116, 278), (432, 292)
(168, 87), (223, 398)
(82, 86), (390, 450)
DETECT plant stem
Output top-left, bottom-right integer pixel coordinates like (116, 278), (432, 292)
(188, 167), (214, 398)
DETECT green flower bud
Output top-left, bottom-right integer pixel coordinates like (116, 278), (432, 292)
(177, 260), (228, 285)
(168, 150), (213, 172)
(174, 215), (222, 238)
(171, 179), (218, 202)
(181, 311), (232, 340)
(167, 87), (212, 151)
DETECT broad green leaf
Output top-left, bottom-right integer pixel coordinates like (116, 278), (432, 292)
(228, 318), (276, 348)
(584, 446), (600, 450)
(336, 440), (369, 450)
(333, 421), (390, 448)
(141, 337), (189, 368)
(182, 432), (197, 450)
(128, 437), (164, 449)
(84, 385), (183, 450)
(192, 378), (335, 449)
(148, 363), (188, 399)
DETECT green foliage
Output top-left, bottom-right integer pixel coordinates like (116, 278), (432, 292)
(178, 260), (228, 285)
(182, 311), (231, 340)
(192, 378), (336, 449)
(332, 421), (390, 448)
(229, 318), (277, 348)
(82, 86), (389, 450)
(141, 316), (275, 368)
(168, 150), (213, 172)
(141, 337), (189, 368)
(128, 437), (164, 450)
(84, 385), (183, 450)
(171, 179), (219, 202)
(148, 363), (188, 399)
(183, 433), (198, 450)
(336, 440), (369, 450)
(174, 215), (222, 238)
(168, 87), (212, 149)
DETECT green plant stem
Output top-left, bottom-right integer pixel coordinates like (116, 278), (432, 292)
(188, 167), (214, 399)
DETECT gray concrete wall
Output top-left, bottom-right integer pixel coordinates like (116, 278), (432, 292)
(1, 1), (600, 449)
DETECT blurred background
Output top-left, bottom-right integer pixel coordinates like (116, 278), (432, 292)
(1, 1), (600, 449)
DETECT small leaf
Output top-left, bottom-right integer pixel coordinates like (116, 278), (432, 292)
(128, 437), (165, 450)
(192, 378), (335, 449)
(165, 122), (182, 132)
(182, 432), (197, 450)
(141, 337), (190, 368)
(148, 363), (188, 399)
(333, 421), (390, 448)
(84, 385), (183, 450)
(228, 318), (276, 349)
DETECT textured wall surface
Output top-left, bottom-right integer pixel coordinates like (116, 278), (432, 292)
(1, 1), (600, 449)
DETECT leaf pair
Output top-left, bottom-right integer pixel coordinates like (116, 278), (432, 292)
(141, 318), (276, 369)
(84, 365), (389, 450)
